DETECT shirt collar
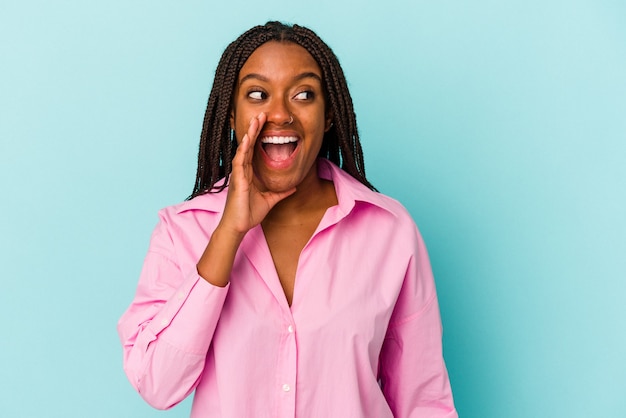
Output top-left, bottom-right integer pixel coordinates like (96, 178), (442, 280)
(174, 182), (228, 214)
(318, 158), (398, 217)
(174, 159), (396, 216)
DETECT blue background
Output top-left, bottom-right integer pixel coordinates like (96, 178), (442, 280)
(1, 1), (624, 417)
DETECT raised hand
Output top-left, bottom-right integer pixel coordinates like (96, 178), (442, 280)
(219, 112), (296, 235)
(196, 113), (296, 286)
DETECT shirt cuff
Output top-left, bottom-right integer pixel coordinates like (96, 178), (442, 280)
(147, 272), (230, 354)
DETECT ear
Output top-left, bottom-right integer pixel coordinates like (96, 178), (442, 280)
(324, 111), (334, 132)
(230, 109), (235, 130)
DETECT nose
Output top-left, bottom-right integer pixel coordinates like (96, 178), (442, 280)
(265, 97), (292, 126)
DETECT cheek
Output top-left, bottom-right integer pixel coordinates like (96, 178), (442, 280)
(232, 115), (248, 143)
(230, 101), (249, 141)
(303, 108), (327, 129)
(312, 114), (329, 137)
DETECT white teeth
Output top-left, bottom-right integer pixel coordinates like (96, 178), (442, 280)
(260, 136), (298, 144)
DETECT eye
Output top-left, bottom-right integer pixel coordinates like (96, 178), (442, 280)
(247, 90), (266, 100)
(293, 90), (314, 101)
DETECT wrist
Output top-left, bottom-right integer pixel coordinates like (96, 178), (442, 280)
(214, 221), (247, 245)
(196, 223), (247, 287)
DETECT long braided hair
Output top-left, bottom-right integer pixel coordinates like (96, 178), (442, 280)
(189, 21), (375, 199)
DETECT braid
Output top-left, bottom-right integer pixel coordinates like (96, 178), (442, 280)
(189, 21), (375, 200)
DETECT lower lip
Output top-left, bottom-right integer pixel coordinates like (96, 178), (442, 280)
(258, 141), (301, 170)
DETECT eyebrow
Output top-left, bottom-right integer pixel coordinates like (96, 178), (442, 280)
(239, 72), (322, 86)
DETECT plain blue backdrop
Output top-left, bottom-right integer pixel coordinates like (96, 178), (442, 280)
(1, 1), (624, 417)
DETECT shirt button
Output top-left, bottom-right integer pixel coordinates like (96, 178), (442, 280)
(282, 384), (291, 392)
(177, 292), (184, 300)
(160, 318), (168, 326)
(287, 325), (294, 333)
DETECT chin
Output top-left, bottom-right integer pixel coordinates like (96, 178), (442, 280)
(254, 173), (298, 194)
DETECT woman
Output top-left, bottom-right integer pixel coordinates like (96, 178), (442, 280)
(118, 21), (457, 417)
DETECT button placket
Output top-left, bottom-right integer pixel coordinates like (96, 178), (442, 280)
(275, 312), (297, 417)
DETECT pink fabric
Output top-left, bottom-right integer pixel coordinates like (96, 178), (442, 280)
(118, 159), (457, 417)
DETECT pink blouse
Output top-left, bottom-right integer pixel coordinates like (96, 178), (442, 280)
(118, 159), (457, 417)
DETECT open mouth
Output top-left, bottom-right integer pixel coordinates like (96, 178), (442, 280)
(260, 136), (299, 162)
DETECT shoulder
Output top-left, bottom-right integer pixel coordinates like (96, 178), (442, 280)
(322, 161), (421, 248)
(151, 189), (227, 242)
(146, 190), (228, 260)
(324, 160), (415, 225)
(157, 189), (227, 220)
(361, 188), (413, 221)
(356, 189), (421, 247)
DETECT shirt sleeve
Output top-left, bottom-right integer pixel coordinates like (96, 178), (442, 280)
(378, 227), (458, 418)
(117, 215), (229, 410)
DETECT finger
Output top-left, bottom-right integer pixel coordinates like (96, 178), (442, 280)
(233, 134), (249, 167)
(246, 112), (266, 147)
(256, 112), (267, 134)
(240, 113), (266, 169)
(241, 131), (254, 167)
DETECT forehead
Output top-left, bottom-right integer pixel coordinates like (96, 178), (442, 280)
(238, 41), (322, 81)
